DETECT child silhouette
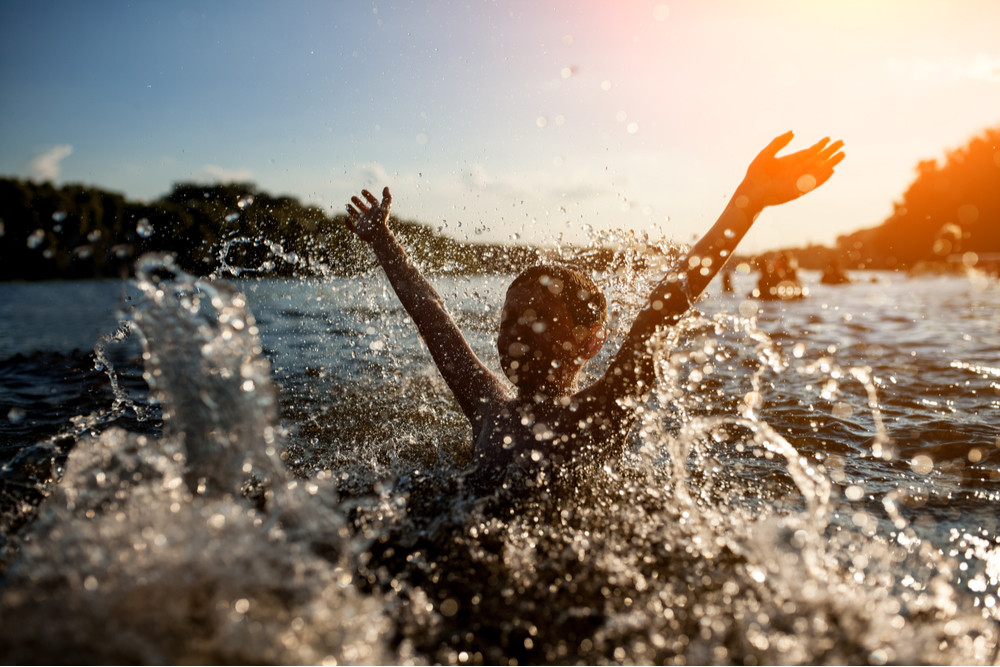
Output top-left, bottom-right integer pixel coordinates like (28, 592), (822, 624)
(345, 133), (844, 487)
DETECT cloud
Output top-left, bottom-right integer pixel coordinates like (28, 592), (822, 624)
(357, 163), (392, 187)
(29, 144), (73, 181)
(198, 164), (254, 182)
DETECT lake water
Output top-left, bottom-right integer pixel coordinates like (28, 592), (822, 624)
(1, 260), (999, 664)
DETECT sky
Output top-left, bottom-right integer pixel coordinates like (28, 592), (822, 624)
(1, 0), (998, 252)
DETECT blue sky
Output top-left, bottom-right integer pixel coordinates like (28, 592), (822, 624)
(2, 0), (998, 251)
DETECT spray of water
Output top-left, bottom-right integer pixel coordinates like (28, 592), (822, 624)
(2, 249), (999, 664)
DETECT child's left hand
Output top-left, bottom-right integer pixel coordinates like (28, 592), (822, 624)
(345, 187), (392, 243)
(740, 132), (845, 209)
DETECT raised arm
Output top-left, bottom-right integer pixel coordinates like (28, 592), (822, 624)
(345, 187), (507, 424)
(596, 132), (845, 401)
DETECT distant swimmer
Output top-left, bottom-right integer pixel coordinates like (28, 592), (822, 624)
(754, 251), (805, 300)
(343, 133), (844, 489)
(820, 258), (853, 285)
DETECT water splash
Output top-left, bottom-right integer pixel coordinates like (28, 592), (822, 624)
(2, 253), (999, 664)
(135, 217), (153, 238)
(133, 253), (283, 502)
(1, 254), (387, 663)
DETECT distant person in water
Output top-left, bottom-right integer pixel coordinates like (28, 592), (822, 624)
(820, 257), (853, 285)
(344, 132), (844, 489)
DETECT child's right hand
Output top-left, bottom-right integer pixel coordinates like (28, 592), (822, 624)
(345, 187), (392, 243)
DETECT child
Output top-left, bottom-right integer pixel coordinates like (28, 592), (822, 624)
(345, 132), (844, 487)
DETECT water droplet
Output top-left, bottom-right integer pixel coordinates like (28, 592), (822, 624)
(237, 195), (255, 209)
(560, 67), (572, 79)
(832, 402), (853, 419)
(601, 80), (612, 91)
(136, 218), (153, 238)
(653, 3), (670, 21)
(87, 229), (102, 242)
(7, 407), (25, 424)
(536, 116), (548, 128)
(627, 122), (639, 134)
(440, 598), (459, 617)
(416, 133), (429, 145)
(616, 111), (627, 122)
(52, 211), (67, 222)
(27, 229), (45, 249)
(796, 174), (816, 193)
(910, 454), (933, 475)
(225, 213), (240, 223)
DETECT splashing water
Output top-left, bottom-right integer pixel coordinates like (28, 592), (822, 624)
(1, 255), (388, 663)
(1, 253), (999, 664)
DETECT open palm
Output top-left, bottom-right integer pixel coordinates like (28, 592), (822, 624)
(345, 187), (392, 242)
(744, 132), (845, 208)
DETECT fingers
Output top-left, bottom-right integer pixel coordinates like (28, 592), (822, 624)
(810, 147), (845, 189)
(825, 150), (846, 170)
(760, 131), (795, 159)
(782, 137), (829, 165)
(347, 187), (390, 216)
(816, 140), (845, 164)
(809, 137), (831, 152)
(349, 196), (368, 217)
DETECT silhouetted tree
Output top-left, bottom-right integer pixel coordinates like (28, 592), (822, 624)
(837, 126), (1000, 270)
(0, 179), (624, 281)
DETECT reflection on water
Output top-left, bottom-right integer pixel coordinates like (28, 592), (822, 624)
(1, 262), (999, 664)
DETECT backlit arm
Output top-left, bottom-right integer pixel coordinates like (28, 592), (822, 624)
(345, 187), (507, 425)
(597, 132), (845, 401)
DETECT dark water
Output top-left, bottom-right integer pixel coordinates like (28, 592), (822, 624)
(1, 259), (999, 664)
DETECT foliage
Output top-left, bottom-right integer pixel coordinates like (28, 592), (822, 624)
(0, 179), (576, 281)
(836, 126), (1000, 270)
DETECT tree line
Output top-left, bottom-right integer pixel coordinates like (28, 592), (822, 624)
(3, 125), (996, 281)
(0, 179), (637, 281)
(832, 126), (999, 271)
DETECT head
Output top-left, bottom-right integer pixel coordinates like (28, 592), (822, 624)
(498, 264), (608, 396)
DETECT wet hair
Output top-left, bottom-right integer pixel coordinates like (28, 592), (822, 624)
(507, 263), (607, 329)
